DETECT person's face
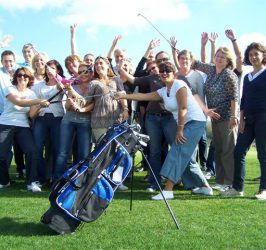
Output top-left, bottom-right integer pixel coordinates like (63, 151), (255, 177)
(16, 70), (30, 87)
(1, 54), (15, 74)
(249, 48), (264, 67)
(84, 55), (95, 66)
(34, 55), (46, 70)
(95, 58), (109, 76)
(78, 66), (93, 82)
(147, 63), (159, 75)
(159, 67), (174, 84)
(66, 59), (79, 75)
(214, 51), (228, 69)
(115, 51), (126, 64)
(156, 53), (170, 65)
(46, 63), (58, 79)
(178, 53), (192, 69)
(23, 47), (34, 63)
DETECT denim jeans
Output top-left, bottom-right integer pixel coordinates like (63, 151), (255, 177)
(160, 120), (206, 185)
(54, 120), (92, 180)
(233, 112), (266, 191)
(0, 125), (38, 185)
(33, 114), (62, 183)
(145, 114), (177, 188)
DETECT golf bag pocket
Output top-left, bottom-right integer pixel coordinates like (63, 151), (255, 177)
(78, 177), (114, 222)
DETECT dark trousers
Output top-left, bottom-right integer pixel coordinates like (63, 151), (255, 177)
(233, 113), (266, 191)
(0, 125), (38, 185)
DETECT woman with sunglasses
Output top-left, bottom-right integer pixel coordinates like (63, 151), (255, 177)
(116, 62), (213, 200)
(0, 67), (49, 191)
(31, 60), (65, 185)
(54, 63), (94, 181)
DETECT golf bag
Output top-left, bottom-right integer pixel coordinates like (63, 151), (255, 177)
(41, 122), (148, 234)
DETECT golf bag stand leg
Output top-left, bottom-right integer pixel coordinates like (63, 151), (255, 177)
(140, 148), (180, 230)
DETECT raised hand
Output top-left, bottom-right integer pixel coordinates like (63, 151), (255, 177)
(148, 39), (160, 50)
(70, 24), (77, 35)
(225, 29), (236, 41)
(0, 35), (13, 48)
(112, 35), (122, 47)
(201, 32), (209, 46)
(170, 36), (177, 48)
(209, 32), (218, 44)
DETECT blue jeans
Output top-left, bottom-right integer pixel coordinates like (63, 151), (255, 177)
(0, 125), (38, 185)
(160, 120), (206, 185)
(54, 120), (92, 180)
(145, 114), (177, 188)
(233, 112), (266, 191)
(33, 114), (62, 183)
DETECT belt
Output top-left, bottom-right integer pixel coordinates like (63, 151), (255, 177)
(147, 112), (172, 117)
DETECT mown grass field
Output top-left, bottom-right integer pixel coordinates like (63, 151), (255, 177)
(0, 148), (264, 250)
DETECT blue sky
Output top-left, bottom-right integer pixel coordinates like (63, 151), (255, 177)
(0, 0), (265, 75)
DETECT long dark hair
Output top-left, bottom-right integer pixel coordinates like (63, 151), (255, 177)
(44, 59), (65, 82)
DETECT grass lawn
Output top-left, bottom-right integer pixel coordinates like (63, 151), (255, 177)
(0, 147), (264, 250)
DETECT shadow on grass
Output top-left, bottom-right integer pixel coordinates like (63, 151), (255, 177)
(0, 217), (56, 236)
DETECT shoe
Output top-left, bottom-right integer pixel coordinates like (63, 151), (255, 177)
(117, 183), (128, 191)
(152, 190), (174, 200)
(146, 185), (158, 192)
(27, 182), (42, 192)
(135, 167), (144, 173)
(220, 187), (244, 197)
(0, 182), (11, 189)
(212, 184), (230, 191)
(192, 186), (213, 196)
(205, 172), (214, 180)
(255, 190), (266, 200)
(34, 181), (42, 188)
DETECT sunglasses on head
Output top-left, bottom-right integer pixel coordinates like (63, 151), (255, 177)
(156, 57), (169, 64)
(17, 73), (29, 78)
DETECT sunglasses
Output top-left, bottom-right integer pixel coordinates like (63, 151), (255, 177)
(159, 69), (173, 74)
(156, 58), (169, 63)
(78, 66), (93, 75)
(17, 73), (30, 78)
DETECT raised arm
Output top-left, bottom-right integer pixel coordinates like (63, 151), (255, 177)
(70, 24), (78, 55)
(201, 32), (209, 63)
(209, 32), (218, 64)
(107, 35), (122, 59)
(225, 29), (243, 73)
(0, 34), (13, 48)
(170, 36), (180, 70)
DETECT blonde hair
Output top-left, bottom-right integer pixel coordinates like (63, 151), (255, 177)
(31, 52), (49, 73)
(215, 47), (235, 70)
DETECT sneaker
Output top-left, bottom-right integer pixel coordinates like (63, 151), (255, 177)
(205, 172), (214, 180)
(220, 187), (244, 197)
(255, 190), (266, 200)
(212, 184), (230, 191)
(27, 182), (42, 192)
(152, 190), (174, 200)
(34, 181), (42, 188)
(192, 186), (213, 196)
(0, 182), (10, 189)
(146, 185), (158, 192)
(117, 183), (128, 191)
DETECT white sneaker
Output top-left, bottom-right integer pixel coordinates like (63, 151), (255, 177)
(205, 172), (214, 180)
(220, 187), (244, 197)
(212, 184), (230, 191)
(0, 182), (10, 189)
(27, 182), (42, 192)
(255, 190), (266, 200)
(117, 183), (128, 191)
(192, 187), (213, 196)
(152, 190), (174, 200)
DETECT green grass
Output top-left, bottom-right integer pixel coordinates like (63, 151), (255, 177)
(0, 147), (264, 250)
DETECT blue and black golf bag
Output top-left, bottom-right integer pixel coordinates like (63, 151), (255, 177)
(41, 122), (149, 234)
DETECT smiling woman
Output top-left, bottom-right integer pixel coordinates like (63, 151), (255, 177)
(0, 67), (49, 191)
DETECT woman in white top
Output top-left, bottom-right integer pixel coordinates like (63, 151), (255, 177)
(116, 62), (212, 200)
(0, 67), (49, 191)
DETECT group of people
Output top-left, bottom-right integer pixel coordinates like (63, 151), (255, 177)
(0, 26), (265, 201)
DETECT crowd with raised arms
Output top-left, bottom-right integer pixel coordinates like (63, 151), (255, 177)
(0, 26), (266, 201)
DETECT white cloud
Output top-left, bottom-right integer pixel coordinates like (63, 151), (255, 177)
(0, 0), (67, 10)
(238, 33), (266, 53)
(55, 0), (190, 28)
